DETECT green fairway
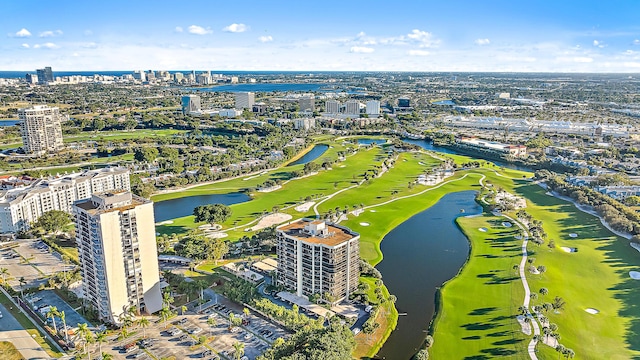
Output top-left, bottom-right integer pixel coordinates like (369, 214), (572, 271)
(63, 129), (186, 143)
(429, 215), (528, 359)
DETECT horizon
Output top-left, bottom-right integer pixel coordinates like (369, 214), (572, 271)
(3, 0), (640, 72)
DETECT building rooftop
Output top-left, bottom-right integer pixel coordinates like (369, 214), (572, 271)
(74, 191), (149, 215)
(277, 219), (358, 247)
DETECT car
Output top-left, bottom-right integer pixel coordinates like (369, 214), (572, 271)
(0, 311), (3, 318)
(200, 350), (212, 357)
(177, 317), (188, 325)
(179, 334), (189, 341)
(208, 313), (218, 319)
(202, 308), (212, 315)
(190, 327), (203, 334)
(124, 345), (138, 353)
(365, 305), (373, 313)
(210, 355), (220, 360)
(167, 327), (182, 336)
(352, 327), (361, 335)
(241, 356), (249, 360)
(244, 333), (253, 340)
(131, 351), (147, 359)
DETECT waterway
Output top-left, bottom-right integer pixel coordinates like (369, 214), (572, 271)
(376, 191), (482, 360)
(402, 138), (533, 172)
(153, 192), (250, 223)
(0, 120), (19, 127)
(287, 144), (329, 166)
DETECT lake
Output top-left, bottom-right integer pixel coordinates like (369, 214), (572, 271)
(287, 144), (329, 166)
(153, 192), (250, 223)
(0, 120), (19, 127)
(357, 138), (387, 145)
(376, 191), (482, 359)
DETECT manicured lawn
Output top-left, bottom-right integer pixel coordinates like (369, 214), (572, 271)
(63, 129), (186, 143)
(429, 215), (528, 359)
(510, 183), (640, 360)
(0, 341), (23, 360)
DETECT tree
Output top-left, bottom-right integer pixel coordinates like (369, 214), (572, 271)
(160, 306), (172, 328)
(59, 310), (69, 342)
(138, 316), (150, 338)
(95, 331), (107, 356)
(181, 305), (188, 316)
(34, 210), (71, 234)
(552, 296), (566, 311)
(134, 147), (159, 163)
(233, 341), (245, 360)
(207, 316), (217, 336)
(539, 288), (549, 296)
(413, 349), (429, 360)
(46, 306), (59, 336)
(0, 267), (8, 284)
(193, 204), (233, 225)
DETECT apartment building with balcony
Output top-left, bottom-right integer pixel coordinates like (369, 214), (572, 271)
(276, 219), (360, 304)
(73, 191), (162, 324)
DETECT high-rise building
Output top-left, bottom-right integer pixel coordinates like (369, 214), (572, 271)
(173, 72), (184, 83)
(344, 100), (360, 116)
(73, 191), (163, 324)
(0, 168), (131, 233)
(398, 97), (411, 108)
(36, 67), (53, 84)
(25, 73), (39, 85)
(132, 70), (146, 82)
(181, 95), (201, 114)
(366, 100), (381, 116)
(19, 105), (64, 155)
(299, 96), (315, 112)
(276, 219), (360, 304)
(325, 100), (340, 114)
(235, 92), (255, 109)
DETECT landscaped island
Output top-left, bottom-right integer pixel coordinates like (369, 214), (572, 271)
(152, 136), (640, 359)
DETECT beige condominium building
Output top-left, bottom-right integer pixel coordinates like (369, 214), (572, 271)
(276, 219), (360, 304)
(18, 105), (65, 155)
(73, 191), (162, 324)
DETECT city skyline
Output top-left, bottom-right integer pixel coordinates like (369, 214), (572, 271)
(3, 0), (640, 72)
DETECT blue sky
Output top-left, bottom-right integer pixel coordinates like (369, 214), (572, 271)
(2, 0), (640, 72)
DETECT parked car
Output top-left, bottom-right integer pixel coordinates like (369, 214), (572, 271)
(352, 327), (361, 335)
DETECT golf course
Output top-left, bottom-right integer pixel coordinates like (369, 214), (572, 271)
(152, 136), (640, 359)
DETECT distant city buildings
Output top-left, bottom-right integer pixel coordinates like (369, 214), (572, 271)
(457, 137), (527, 158)
(366, 100), (380, 117)
(276, 219), (360, 304)
(293, 118), (316, 130)
(18, 105), (64, 155)
(132, 70), (146, 82)
(0, 168), (130, 233)
(25, 73), (38, 85)
(235, 92), (255, 109)
(398, 97), (411, 108)
(325, 100), (340, 114)
(344, 100), (360, 116)
(181, 95), (201, 114)
(299, 95), (315, 112)
(73, 191), (162, 324)
(36, 67), (53, 84)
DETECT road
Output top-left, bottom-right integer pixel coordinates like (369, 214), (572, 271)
(0, 302), (50, 359)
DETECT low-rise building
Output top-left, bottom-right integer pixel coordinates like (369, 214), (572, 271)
(457, 137), (527, 158)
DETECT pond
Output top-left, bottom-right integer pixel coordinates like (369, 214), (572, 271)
(287, 144), (329, 166)
(0, 120), (19, 127)
(376, 191), (482, 359)
(357, 138), (387, 145)
(154, 192), (250, 223)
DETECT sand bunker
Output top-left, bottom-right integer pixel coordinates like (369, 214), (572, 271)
(351, 209), (364, 217)
(248, 213), (293, 232)
(360, 222), (370, 226)
(561, 247), (577, 253)
(502, 222), (512, 227)
(206, 232), (228, 239)
(630, 271), (640, 280)
(585, 308), (599, 314)
(516, 315), (532, 335)
(294, 201), (315, 212)
(569, 233), (578, 238)
(339, 165), (346, 168)
(370, 210), (376, 213)
(156, 220), (174, 225)
(478, 227), (488, 232)
(258, 185), (282, 193)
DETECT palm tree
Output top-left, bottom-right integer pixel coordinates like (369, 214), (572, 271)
(233, 341), (245, 360)
(539, 288), (548, 296)
(18, 276), (26, 297)
(163, 291), (174, 308)
(160, 306), (172, 328)
(138, 316), (150, 338)
(555, 344), (566, 360)
(181, 305), (188, 316)
(59, 310), (69, 342)
(47, 306), (59, 336)
(84, 330), (95, 360)
(0, 267), (8, 284)
(95, 331), (107, 356)
(101, 353), (113, 360)
(77, 323), (90, 357)
(565, 349), (575, 359)
(243, 308), (250, 318)
(207, 316), (217, 336)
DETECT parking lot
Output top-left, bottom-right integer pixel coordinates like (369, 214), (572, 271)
(0, 239), (75, 290)
(99, 291), (291, 360)
(26, 289), (91, 330)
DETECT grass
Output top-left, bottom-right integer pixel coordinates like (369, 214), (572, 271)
(0, 291), (63, 358)
(353, 277), (398, 358)
(429, 215), (528, 359)
(510, 183), (640, 359)
(62, 129), (186, 143)
(0, 341), (23, 360)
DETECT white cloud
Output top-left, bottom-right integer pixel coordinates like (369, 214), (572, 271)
(350, 46), (374, 53)
(593, 40), (605, 48)
(557, 56), (593, 63)
(475, 38), (490, 46)
(408, 50), (430, 56)
(21, 43), (29, 48)
(406, 29), (438, 48)
(259, 35), (273, 43)
(188, 25), (212, 35)
(33, 42), (59, 49)
(175, 26), (183, 33)
(624, 62), (640, 68)
(356, 31), (366, 38)
(14, 28), (31, 37)
(39, 30), (62, 37)
(223, 23), (249, 33)
(633, 39), (640, 45)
